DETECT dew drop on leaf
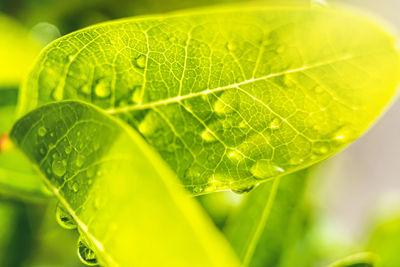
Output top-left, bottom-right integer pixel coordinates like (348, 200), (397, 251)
(71, 182), (79, 193)
(134, 55), (146, 69)
(289, 156), (304, 166)
(94, 79), (110, 98)
(225, 42), (237, 51)
(201, 128), (215, 142)
(312, 142), (329, 155)
(131, 86), (142, 103)
(52, 159), (66, 177)
(55, 202), (77, 230)
(77, 237), (98, 266)
(75, 154), (84, 167)
(213, 99), (227, 114)
(65, 146), (72, 154)
(250, 159), (284, 179)
(231, 185), (255, 194)
(38, 126), (47, 136)
(269, 117), (280, 130)
(80, 84), (91, 95)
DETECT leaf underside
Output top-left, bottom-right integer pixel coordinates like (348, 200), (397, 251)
(16, 7), (400, 194)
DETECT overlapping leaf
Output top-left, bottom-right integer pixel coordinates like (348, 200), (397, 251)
(16, 6), (400, 193)
(11, 100), (240, 267)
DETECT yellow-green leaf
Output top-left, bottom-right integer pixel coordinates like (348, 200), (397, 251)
(11, 100), (240, 267)
(17, 6), (400, 194)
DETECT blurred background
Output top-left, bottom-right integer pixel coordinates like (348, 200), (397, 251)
(0, 0), (399, 266)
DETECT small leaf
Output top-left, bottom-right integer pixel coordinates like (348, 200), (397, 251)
(224, 169), (310, 267)
(17, 7), (400, 193)
(327, 252), (378, 267)
(11, 100), (240, 267)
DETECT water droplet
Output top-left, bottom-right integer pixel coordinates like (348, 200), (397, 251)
(38, 126), (47, 136)
(269, 117), (280, 130)
(201, 128), (215, 142)
(227, 150), (243, 161)
(192, 186), (204, 194)
(134, 55), (146, 69)
(312, 142), (329, 155)
(214, 99), (227, 114)
(71, 182), (79, 193)
(50, 132), (54, 137)
(131, 86), (142, 103)
(56, 203), (76, 230)
(250, 159), (284, 179)
(231, 185), (255, 194)
(75, 154), (84, 167)
(289, 156), (304, 166)
(52, 159), (66, 177)
(68, 55), (75, 61)
(65, 146), (72, 154)
(77, 238), (98, 266)
(94, 79), (110, 98)
(80, 84), (91, 95)
(138, 117), (155, 136)
(225, 42), (237, 51)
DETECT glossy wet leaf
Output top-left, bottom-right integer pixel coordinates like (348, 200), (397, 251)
(17, 7), (400, 194)
(11, 100), (240, 267)
(224, 169), (311, 267)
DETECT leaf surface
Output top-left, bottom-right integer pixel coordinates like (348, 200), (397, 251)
(17, 6), (400, 193)
(11, 100), (240, 267)
(224, 169), (310, 267)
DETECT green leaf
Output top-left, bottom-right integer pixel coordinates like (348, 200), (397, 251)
(366, 216), (400, 266)
(17, 6), (400, 193)
(224, 169), (311, 267)
(11, 100), (240, 267)
(0, 14), (48, 200)
(0, 13), (41, 87)
(327, 252), (378, 267)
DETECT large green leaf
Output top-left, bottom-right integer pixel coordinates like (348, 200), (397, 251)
(17, 6), (400, 194)
(224, 169), (311, 267)
(11, 100), (240, 267)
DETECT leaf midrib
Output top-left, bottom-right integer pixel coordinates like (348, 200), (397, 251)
(105, 54), (353, 114)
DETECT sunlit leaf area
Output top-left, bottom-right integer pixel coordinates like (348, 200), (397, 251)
(1, 0), (400, 266)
